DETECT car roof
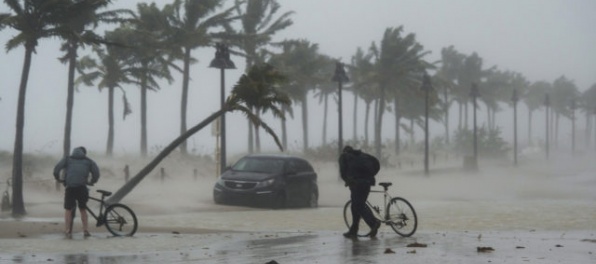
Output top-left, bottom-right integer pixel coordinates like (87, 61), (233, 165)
(242, 153), (306, 161)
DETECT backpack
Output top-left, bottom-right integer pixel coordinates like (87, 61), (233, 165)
(350, 152), (380, 181)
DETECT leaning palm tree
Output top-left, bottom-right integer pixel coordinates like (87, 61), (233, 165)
(106, 64), (289, 204)
(1, 0), (71, 216)
(163, 0), (239, 155)
(523, 81), (551, 144)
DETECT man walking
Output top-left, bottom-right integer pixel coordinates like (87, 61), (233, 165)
(53, 146), (100, 237)
(339, 146), (380, 238)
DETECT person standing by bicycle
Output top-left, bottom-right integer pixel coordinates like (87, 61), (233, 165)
(339, 145), (381, 239)
(53, 146), (100, 237)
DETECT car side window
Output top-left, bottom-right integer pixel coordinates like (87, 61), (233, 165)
(296, 160), (313, 173)
(286, 160), (298, 174)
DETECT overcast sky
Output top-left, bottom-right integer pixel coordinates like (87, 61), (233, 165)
(1, 0), (595, 156)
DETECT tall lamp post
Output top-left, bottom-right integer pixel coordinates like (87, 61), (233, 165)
(332, 61), (349, 156)
(544, 94), (550, 159)
(512, 88), (519, 166)
(470, 83), (480, 171)
(209, 43), (235, 174)
(421, 73), (433, 176)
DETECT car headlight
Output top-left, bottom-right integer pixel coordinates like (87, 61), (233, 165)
(216, 178), (226, 186)
(255, 178), (275, 188)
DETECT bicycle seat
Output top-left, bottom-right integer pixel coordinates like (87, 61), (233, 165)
(378, 182), (392, 188)
(97, 190), (112, 197)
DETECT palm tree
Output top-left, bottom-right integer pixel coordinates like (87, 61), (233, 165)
(76, 31), (135, 156)
(54, 0), (130, 159)
(163, 0), (238, 155)
(580, 84), (596, 147)
(268, 40), (326, 152)
(370, 27), (430, 158)
(457, 52), (486, 131)
(523, 81), (551, 145)
(231, 0), (294, 153)
(125, 3), (175, 156)
(436, 46), (465, 144)
(348, 47), (375, 143)
(551, 76), (579, 147)
(1, 0), (71, 216)
(106, 64), (289, 204)
(232, 63), (290, 152)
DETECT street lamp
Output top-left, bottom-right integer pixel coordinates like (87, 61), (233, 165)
(332, 61), (349, 156)
(209, 43), (235, 175)
(544, 94), (550, 159)
(570, 99), (576, 155)
(469, 83), (480, 171)
(420, 73), (433, 176)
(512, 88), (519, 166)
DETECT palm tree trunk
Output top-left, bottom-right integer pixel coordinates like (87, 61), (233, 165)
(443, 86), (450, 144)
(107, 109), (227, 204)
(281, 106), (288, 149)
(375, 87), (386, 158)
(180, 47), (191, 155)
(11, 46), (35, 216)
(322, 94), (328, 145)
(393, 97), (401, 155)
(528, 109), (533, 145)
(248, 112), (254, 153)
(140, 70), (148, 157)
(301, 96), (309, 152)
(458, 102), (462, 130)
(63, 43), (78, 158)
(255, 110), (261, 152)
(106, 87), (115, 156)
(364, 101), (371, 145)
(353, 92), (358, 142)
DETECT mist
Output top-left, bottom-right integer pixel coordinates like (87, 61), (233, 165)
(1, 0), (596, 158)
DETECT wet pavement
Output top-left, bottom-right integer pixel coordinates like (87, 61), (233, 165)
(1, 229), (595, 263)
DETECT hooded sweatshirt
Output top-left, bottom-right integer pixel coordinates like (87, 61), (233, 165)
(53, 147), (100, 187)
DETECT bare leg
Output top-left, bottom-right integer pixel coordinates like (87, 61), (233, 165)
(80, 208), (89, 233)
(64, 209), (72, 234)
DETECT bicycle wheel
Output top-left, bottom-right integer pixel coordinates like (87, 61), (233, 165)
(104, 204), (138, 236)
(386, 197), (417, 237)
(343, 200), (376, 237)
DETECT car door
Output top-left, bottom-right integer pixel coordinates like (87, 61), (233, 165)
(284, 159), (312, 206)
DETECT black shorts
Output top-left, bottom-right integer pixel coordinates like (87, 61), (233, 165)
(64, 186), (89, 210)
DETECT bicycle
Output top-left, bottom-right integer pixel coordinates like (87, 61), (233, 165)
(68, 188), (138, 237)
(343, 182), (418, 237)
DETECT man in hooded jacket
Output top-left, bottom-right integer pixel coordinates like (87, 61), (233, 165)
(339, 146), (381, 238)
(53, 146), (100, 237)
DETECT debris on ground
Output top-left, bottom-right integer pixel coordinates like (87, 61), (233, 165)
(384, 248), (395, 254)
(407, 242), (427, 248)
(477, 246), (495, 253)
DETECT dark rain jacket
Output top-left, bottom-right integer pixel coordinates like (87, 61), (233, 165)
(339, 149), (377, 186)
(53, 147), (100, 187)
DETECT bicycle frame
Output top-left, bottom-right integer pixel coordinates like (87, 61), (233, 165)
(85, 196), (107, 227)
(367, 187), (394, 222)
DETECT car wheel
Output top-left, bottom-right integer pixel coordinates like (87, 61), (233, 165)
(307, 188), (318, 208)
(213, 191), (224, 204)
(271, 192), (286, 209)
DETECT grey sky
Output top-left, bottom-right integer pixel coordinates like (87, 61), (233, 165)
(1, 0), (595, 155)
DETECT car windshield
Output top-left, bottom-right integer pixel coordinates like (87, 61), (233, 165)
(232, 157), (285, 174)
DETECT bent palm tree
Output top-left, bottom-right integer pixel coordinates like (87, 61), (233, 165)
(107, 65), (289, 204)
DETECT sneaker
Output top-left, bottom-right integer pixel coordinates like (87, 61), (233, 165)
(369, 221), (381, 238)
(343, 231), (358, 239)
(83, 231), (91, 237)
(64, 232), (72, 239)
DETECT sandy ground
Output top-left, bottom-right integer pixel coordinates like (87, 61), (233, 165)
(0, 151), (595, 263)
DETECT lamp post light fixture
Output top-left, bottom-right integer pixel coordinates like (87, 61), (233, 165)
(544, 94), (550, 159)
(421, 73), (433, 176)
(209, 43), (235, 175)
(469, 83), (480, 171)
(512, 88), (519, 166)
(332, 61), (349, 156)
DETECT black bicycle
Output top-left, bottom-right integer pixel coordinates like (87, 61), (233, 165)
(343, 182), (418, 237)
(69, 189), (138, 237)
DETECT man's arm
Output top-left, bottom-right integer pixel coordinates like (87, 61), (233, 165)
(53, 158), (67, 181)
(89, 160), (100, 184)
